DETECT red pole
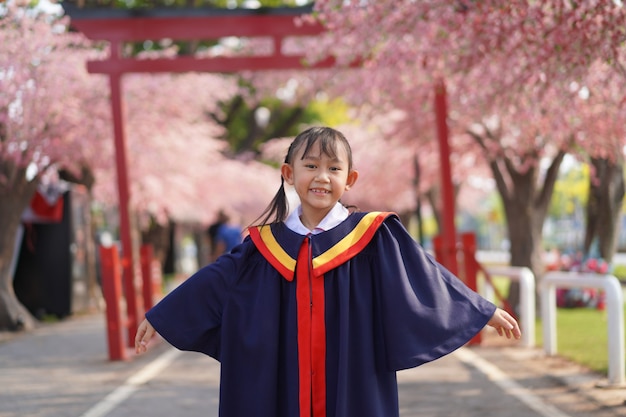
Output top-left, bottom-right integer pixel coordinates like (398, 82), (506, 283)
(460, 232), (481, 345)
(140, 244), (154, 311)
(99, 245), (127, 361)
(434, 79), (458, 275)
(460, 232), (479, 291)
(109, 44), (140, 348)
(432, 235), (444, 265)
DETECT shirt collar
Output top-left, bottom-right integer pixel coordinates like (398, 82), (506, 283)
(284, 202), (349, 235)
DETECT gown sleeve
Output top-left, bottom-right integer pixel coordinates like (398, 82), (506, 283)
(145, 240), (250, 359)
(372, 217), (496, 371)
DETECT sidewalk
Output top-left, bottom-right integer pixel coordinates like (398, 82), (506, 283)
(0, 312), (625, 417)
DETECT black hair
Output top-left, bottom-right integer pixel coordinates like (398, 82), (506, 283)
(252, 126), (354, 227)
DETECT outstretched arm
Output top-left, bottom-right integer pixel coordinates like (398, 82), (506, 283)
(135, 319), (157, 354)
(487, 308), (522, 339)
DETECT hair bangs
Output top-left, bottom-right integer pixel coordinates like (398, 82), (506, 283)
(298, 128), (352, 169)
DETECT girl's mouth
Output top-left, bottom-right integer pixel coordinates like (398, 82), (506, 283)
(310, 188), (330, 194)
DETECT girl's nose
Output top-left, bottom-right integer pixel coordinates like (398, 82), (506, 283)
(315, 170), (330, 182)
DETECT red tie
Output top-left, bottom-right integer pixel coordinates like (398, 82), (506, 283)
(296, 236), (327, 417)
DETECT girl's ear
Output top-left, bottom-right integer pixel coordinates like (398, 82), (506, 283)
(281, 163), (294, 185)
(345, 169), (359, 191)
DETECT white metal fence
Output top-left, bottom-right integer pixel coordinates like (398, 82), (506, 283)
(541, 272), (625, 387)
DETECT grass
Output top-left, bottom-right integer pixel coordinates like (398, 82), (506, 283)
(534, 307), (620, 375)
(489, 276), (618, 375)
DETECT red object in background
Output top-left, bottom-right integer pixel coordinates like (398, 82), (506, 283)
(434, 80), (458, 276)
(29, 191), (64, 222)
(140, 244), (155, 312)
(99, 245), (127, 361)
(460, 233), (481, 345)
(22, 187), (67, 224)
(597, 291), (606, 310)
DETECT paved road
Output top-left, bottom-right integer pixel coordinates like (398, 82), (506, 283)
(1, 313), (625, 417)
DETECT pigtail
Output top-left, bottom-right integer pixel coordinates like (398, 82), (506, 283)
(250, 135), (301, 227)
(250, 176), (290, 227)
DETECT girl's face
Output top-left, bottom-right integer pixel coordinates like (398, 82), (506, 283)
(281, 140), (358, 226)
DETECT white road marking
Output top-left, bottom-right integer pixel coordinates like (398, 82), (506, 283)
(454, 347), (573, 417)
(79, 344), (572, 417)
(79, 348), (182, 417)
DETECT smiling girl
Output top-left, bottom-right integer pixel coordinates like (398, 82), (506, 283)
(135, 126), (520, 417)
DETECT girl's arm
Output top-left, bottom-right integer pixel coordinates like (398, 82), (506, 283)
(135, 319), (156, 354)
(487, 308), (522, 339)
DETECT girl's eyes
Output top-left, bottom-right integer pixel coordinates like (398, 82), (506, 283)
(302, 161), (341, 172)
(303, 163), (341, 171)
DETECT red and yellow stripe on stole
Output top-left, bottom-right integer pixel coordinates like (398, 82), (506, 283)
(311, 212), (392, 277)
(248, 225), (296, 281)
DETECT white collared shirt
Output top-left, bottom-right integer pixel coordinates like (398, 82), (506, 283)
(284, 202), (349, 235)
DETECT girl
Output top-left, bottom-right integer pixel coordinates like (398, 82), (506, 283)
(135, 126), (521, 417)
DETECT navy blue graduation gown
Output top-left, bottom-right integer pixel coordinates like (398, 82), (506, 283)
(145, 212), (496, 417)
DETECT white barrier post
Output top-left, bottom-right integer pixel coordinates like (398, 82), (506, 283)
(485, 266), (536, 348)
(541, 272), (625, 387)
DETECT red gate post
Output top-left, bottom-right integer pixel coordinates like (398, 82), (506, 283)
(98, 245), (127, 361)
(433, 234), (458, 273)
(432, 235), (441, 262)
(109, 65), (140, 349)
(432, 235), (444, 266)
(140, 244), (155, 311)
(460, 232), (481, 345)
(460, 232), (479, 292)
(434, 79), (458, 275)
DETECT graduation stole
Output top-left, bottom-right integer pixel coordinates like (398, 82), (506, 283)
(248, 211), (391, 281)
(249, 212), (392, 417)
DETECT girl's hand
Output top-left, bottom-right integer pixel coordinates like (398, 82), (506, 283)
(135, 319), (156, 354)
(487, 308), (522, 340)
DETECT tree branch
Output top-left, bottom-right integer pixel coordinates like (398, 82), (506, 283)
(466, 126), (511, 202)
(536, 148), (566, 209)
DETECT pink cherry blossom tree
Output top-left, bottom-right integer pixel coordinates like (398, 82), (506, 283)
(0, 6), (110, 330)
(308, 1), (626, 287)
(567, 62), (626, 262)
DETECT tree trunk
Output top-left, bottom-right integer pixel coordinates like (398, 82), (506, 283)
(140, 218), (173, 268)
(468, 128), (566, 313)
(425, 183), (461, 235)
(60, 167), (101, 311)
(498, 150), (565, 312)
(0, 172), (39, 331)
(583, 157), (625, 264)
(425, 185), (442, 231)
(503, 189), (546, 310)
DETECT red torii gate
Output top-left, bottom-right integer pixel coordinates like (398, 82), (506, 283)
(64, 4), (458, 358)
